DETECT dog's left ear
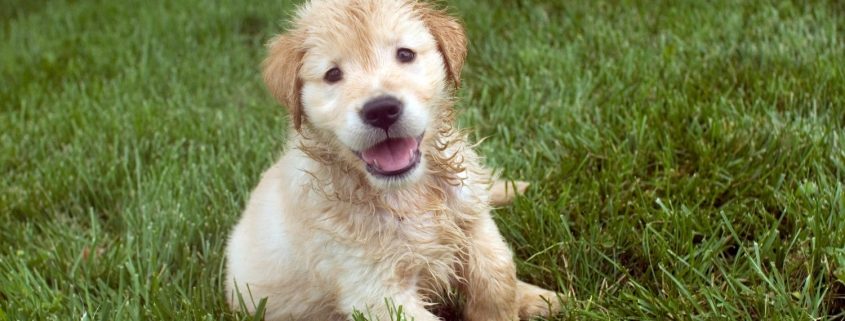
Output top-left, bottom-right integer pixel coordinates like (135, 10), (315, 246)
(418, 5), (467, 89)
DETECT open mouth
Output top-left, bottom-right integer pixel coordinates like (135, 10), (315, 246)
(355, 134), (423, 178)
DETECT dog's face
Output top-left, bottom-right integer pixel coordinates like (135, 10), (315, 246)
(263, 0), (466, 188)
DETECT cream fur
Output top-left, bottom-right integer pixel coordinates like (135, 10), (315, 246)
(225, 0), (561, 320)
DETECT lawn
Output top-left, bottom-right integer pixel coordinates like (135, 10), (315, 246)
(1, 0), (844, 320)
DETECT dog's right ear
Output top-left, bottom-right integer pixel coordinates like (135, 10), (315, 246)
(263, 33), (305, 130)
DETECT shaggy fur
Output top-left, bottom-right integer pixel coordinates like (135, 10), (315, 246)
(225, 0), (562, 320)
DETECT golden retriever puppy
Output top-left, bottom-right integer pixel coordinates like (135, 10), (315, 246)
(225, 0), (561, 320)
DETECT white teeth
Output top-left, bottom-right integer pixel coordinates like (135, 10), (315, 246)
(372, 159), (379, 169)
(409, 149), (414, 159)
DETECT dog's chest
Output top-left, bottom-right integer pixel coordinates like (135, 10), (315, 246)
(388, 211), (465, 290)
(386, 211), (452, 249)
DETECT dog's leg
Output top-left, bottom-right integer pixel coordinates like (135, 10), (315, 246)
(337, 286), (439, 321)
(516, 280), (563, 319)
(489, 180), (530, 207)
(460, 214), (519, 321)
(460, 213), (563, 320)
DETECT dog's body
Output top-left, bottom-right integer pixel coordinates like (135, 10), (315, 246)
(225, 1), (561, 320)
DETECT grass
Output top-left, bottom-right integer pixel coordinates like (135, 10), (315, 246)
(1, 0), (843, 319)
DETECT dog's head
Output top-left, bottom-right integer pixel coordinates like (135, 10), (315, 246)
(263, 0), (466, 188)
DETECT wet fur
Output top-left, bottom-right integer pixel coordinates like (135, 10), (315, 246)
(225, 1), (561, 320)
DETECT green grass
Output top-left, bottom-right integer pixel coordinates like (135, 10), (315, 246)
(1, 0), (843, 319)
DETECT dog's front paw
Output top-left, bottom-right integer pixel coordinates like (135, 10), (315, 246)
(517, 281), (562, 320)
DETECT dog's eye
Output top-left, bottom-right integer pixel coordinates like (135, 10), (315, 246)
(396, 48), (416, 63)
(324, 67), (343, 83)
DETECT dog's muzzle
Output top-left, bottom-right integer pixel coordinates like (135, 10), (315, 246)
(350, 95), (423, 178)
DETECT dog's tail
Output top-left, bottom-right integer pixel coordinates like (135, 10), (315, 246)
(489, 180), (530, 207)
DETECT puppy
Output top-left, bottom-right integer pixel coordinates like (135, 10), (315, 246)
(225, 0), (562, 320)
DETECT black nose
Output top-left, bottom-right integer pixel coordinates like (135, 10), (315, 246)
(360, 96), (403, 130)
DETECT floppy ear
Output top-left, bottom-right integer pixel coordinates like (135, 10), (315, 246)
(263, 34), (306, 130)
(418, 6), (467, 88)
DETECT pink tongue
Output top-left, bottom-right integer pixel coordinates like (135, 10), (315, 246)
(361, 137), (418, 172)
